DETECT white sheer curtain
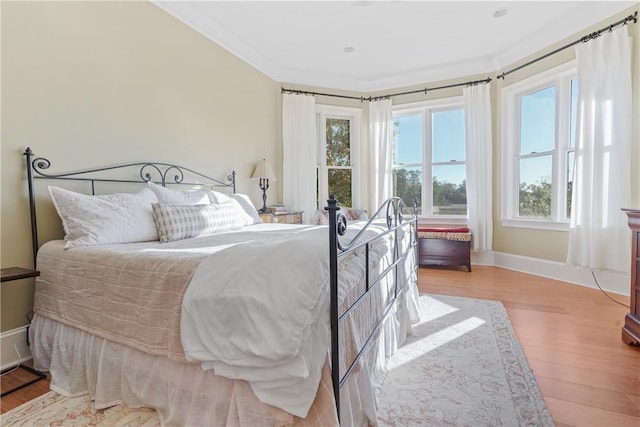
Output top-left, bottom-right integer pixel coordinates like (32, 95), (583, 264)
(282, 93), (317, 224)
(567, 27), (632, 273)
(369, 99), (394, 212)
(464, 83), (493, 251)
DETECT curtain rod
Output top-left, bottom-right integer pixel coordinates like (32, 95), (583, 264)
(282, 11), (637, 98)
(281, 77), (491, 102)
(497, 11), (637, 79)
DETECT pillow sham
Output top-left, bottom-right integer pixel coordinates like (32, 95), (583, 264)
(151, 202), (246, 243)
(48, 186), (159, 248)
(147, 181), (210, 205)
(208, 191), (262, 225)
(231, 194), (263, 225)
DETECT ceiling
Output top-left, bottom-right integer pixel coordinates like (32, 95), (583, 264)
(153, 1), (637, 92)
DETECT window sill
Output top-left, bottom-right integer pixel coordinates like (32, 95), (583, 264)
(500, 218), (569, 232)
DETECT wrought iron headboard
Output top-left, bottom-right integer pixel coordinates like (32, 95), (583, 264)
(24, 147), (236, 267)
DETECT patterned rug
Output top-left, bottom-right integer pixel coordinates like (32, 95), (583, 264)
(0, 391), (160, 426)
(376, 294), (554, 426)
(1, 294), (553, 427)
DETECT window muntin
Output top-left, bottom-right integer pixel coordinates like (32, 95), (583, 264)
(502, 63), (577, 229)
(393, 98), (466, 218)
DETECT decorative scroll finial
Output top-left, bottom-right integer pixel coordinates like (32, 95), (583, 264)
(326, 195), (347, 236)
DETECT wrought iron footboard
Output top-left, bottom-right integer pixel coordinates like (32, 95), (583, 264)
(325, 194), (418, 423)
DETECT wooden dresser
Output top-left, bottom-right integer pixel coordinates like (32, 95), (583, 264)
(622, 209), (640, 345)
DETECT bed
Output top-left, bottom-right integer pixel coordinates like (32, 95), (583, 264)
(23, 147), (420, 426)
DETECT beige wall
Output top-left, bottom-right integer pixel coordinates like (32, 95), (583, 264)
(1, 1), (279, 332)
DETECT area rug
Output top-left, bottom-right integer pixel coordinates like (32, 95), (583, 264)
(1, 294), (553, 427)
(0, 390), (159, 426)
(376, 294), (554, 426)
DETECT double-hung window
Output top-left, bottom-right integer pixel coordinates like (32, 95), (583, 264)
(393, 97), (467, 220)
(502, 62), (578, 229)
(316, 105), (362, 209)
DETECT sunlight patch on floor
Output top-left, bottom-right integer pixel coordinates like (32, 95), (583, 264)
(414, 295), (459, 324)
(389, 316), (486, 369)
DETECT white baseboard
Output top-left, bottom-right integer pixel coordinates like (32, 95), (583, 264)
(472, 250), (630, 296)
(1, 326), (32, 371)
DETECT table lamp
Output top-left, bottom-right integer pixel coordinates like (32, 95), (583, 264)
(251, 158), (277, 213)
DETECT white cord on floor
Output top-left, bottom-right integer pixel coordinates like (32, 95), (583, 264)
(0, 345), (23, 377)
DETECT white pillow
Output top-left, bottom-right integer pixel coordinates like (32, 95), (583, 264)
(206, 190), (229, 204)
(48, 186), (159, 248)
(208, 191), (262, 225)
(151, 203), (246, 243)
(230, 194), (263, 225)
(147, 182), (210, 205)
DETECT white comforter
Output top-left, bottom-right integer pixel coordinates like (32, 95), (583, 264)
(180, 223), (389, 418)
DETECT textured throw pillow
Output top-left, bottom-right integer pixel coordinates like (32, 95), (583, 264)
(147, 182), (210, 205)
(48, 186), (159, 248)
(151, 203), (246, 243)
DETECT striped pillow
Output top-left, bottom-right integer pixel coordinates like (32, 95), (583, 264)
(152, 203), (245, 243)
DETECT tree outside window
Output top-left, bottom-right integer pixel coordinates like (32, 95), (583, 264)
(325, 118), (352, 207)
(316, 106), (361, 210)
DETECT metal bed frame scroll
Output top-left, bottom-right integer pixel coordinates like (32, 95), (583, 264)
(23, 147), (417, 425)
(24, 147), (236, 268)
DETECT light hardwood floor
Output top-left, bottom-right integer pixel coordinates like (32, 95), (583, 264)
(419, 266), (640, 427)
(1, 265), (639, 426)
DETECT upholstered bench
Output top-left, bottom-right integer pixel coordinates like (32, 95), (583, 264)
(417, 227), (471, 272)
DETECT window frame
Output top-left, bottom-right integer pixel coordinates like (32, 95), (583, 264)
(315, 104), (362, 210)
(501, 61), (577, 231)
(392, 96), (468, 224)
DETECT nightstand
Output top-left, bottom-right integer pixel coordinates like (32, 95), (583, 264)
(259, 211), (304, 224)
(1, 267), (46, 397)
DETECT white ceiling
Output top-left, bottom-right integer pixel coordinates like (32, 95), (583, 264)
(154, 1), (637, 92)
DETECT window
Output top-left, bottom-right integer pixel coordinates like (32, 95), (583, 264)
(393, 98), (467, 219)
(316, 105), (362, 209)
(502, 63), (578, 229)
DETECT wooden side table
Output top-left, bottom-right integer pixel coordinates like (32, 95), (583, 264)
(0, 266), (47, 397)
(259, 211), (304, 224)
(1, 267), (40, 282)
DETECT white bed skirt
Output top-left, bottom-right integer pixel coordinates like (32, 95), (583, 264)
(29, 278), (420, 427)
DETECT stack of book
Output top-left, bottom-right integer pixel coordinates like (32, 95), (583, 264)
(268, 204), (287, 213)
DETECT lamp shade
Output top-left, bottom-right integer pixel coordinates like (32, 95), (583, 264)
(251, 158), (277, 181)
